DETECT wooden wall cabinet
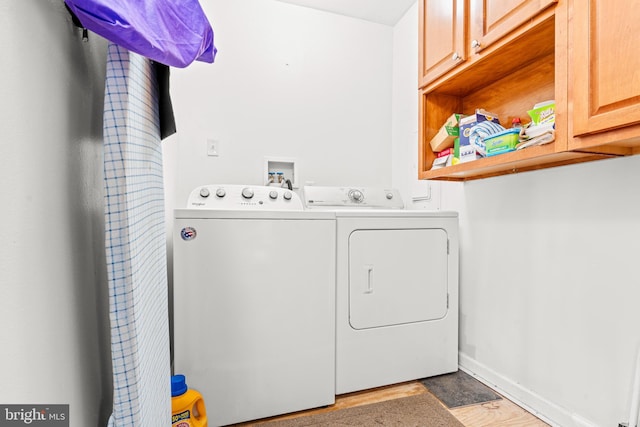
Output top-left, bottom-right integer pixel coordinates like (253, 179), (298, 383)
(569, 0), (640, 155)
(417, 0), (638, 181)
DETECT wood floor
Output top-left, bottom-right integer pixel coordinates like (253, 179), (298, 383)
(240, 380), (550, 426)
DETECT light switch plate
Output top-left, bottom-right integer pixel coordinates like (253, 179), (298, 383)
(207, 139), (220, 156)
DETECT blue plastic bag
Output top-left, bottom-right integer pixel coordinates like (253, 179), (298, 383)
(65, 0), (217, 68)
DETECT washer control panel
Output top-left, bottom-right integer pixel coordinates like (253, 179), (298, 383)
(186, 185), (303, 210)
(304, 186), (404, 209)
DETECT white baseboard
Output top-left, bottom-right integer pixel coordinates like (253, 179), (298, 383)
(458, 352), (600, 427)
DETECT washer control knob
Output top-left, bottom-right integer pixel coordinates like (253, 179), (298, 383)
(283, 191), (293, 201)
(199, 188), (210, 198)
(349, 189), (364, 203)
(269, 190), (278, 200)
(386, 192), (393, 200)
(241, 187), (254, 199)
(215, 188), (226, 198)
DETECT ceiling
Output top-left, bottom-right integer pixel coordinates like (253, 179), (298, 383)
(274, 0), (417, 26)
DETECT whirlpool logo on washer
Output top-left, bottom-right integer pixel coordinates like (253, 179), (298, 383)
(180, 227), (197, 241)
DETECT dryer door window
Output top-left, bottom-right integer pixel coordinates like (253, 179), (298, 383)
(348, 228), (448, 330)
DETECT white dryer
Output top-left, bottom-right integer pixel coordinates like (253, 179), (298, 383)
(304, 186), (459, 395)
(173, 185), (336, 426)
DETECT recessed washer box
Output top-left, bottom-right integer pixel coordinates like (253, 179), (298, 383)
(264, 156), (298, 188)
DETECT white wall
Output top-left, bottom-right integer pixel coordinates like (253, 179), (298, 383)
(0, 1), (111, 426)
(451, 156), (640, 427)
(169, 0), (394, 205)
(391, 1), (441, 211)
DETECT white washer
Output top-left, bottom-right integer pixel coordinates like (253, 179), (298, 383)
(304, 186), (459, 395)
(173, 185), (336, 426)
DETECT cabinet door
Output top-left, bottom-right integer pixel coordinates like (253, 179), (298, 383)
(469, 0), (556, 53)
(572, 0), (640, 135)
(418, 0), (465, 88)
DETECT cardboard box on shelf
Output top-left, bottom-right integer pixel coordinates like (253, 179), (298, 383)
(436, 147), (454, 158)
(429, 113), (461, 152)
(454, 137), (480, 163)
(431, 154), (454, 169)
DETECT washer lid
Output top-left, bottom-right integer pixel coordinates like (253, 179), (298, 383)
(304, 186), (404, 209)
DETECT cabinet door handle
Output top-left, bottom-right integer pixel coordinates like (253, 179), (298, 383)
(471, 39), (481, 49)
(451, 52), (461, 61)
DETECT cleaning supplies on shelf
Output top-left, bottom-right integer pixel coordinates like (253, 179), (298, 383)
(516, 100), (556, 150)
(458, 109), (503, 161)
(468, 120), (506, 157)
(516, 128), (555, 150)
(429, 102), (558, 167)
(484, 128), (521, 156)
(511, 117), (523, 129)
(527, 100), (555, 126)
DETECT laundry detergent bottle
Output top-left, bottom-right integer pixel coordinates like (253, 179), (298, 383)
(171, 374), (208, 427)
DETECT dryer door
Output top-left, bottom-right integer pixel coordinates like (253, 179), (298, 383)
(349, 228), (448, 329)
